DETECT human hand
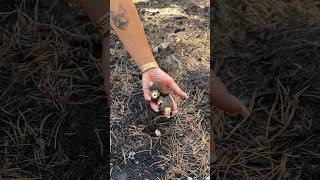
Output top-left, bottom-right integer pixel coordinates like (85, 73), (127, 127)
(142, 68), (188, 118)
(211, 73), (249, 118)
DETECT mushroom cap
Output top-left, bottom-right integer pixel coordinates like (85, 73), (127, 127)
(164, 107), (172, 114)
(158, 95), (172, 113)
(157, 96), (164, 106)
(150, 82), (160, 91)
(151, 90), (160, 100)
(161, 96), (172, 108)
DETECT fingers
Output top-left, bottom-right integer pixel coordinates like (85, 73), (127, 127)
(143, 78), (184, 118)
(237, 97), (250, 118)
(169, 80), (188, 99)
(170, 95), (178, 114)
(150, 101), (159, 112)
(211, 75), (249, 118)
(144, 93), (151, 101)
(142, 81), (151, 101)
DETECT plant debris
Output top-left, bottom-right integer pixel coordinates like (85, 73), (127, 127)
(212, 0), (320, 179)
(111, 0), (210, 179)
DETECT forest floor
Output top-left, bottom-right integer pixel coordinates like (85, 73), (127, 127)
(212, 0), (320, 179)
(110, 0), (210, 179)
(0, 0), (109, 179)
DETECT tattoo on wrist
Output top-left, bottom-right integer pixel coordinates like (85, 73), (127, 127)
(111, 3), (129, 30)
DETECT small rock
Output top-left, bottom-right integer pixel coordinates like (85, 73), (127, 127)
(152, 47), (159, 53)
(159, 54), (185, 79)
(168, 33), (177, 38)
(128, 151), (136, 160)
(160, 42), (169, 49)
(187, 177), (193, 180)
(155, 129), (162, 137)
(152, 42), (170, 53)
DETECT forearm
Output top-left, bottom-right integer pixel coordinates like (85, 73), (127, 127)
(79, 0), (109, 96)
(211, 72), (249, 117)
(79, 0), (108, 24)
(110, 0), (156, 69)
(79, 0), (109, 39)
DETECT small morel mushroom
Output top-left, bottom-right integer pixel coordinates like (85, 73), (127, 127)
(156, 96), (164, 106)
(149, 82), (174, 117)
(158, 95), (172, 114)
(150, 82), (161, 100)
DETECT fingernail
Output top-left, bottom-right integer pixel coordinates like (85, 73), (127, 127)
(155, 109), (159, 112)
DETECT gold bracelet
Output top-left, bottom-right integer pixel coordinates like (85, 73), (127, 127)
(140, 62), (159, 73)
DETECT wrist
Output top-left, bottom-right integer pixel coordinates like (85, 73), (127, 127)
(142, 66), (160, 75)
(139, 61), (159, 74)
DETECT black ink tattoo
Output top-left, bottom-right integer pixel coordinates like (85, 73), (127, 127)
(111, 4), (129, 30)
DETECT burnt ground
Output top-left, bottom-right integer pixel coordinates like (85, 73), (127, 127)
(212, 0), (320, 179)
(110, 0), (210, 179)
(1, 0), (109, 179)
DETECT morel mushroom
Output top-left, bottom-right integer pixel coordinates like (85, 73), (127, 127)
(157, 95), (173, 114)
(150, 82), (161, 100)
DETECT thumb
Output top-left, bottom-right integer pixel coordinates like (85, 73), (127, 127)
(169, 80), (188, 99)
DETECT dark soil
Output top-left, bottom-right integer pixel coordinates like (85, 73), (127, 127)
(212, 0), (320, 179)
(110, 0), (210, 179)
(1, 0), (109, 179)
